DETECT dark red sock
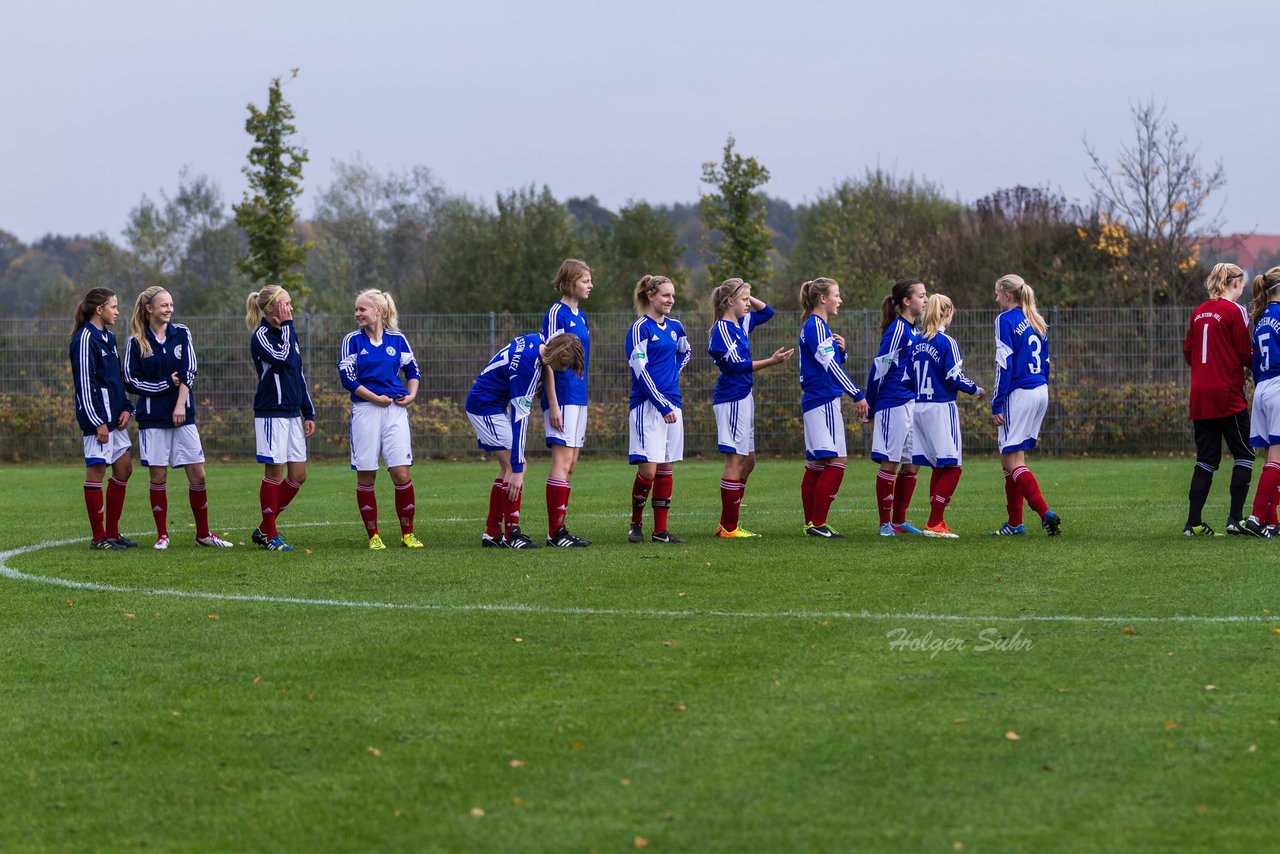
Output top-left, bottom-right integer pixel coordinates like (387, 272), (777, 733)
(277, 478), (302, 518)
(653, 471), (673, 532)
(802, 463), (824, 524)
(188, 482), (210, 540)
(486, 479), (504, 537)
(927, 467), (963, 527)
(875, 469), (896, 525)
(1250, 462), (1280, 521)
(84, 480), (105, 541)
(546, 477), (571, 536)
(811, 462), (846, 527)
(1003, 469), (1024, 526)
(259, 477), (281, 538)
(1012, 466), (1049, 519)
(105, 477), (128, 539)
(149, 482), (168, 538)
(504, 486), (523, 533)
(739, 476), (749, 507)
(631, 474), (654, 524)
(357, 483), (379, 537)
(719, 478), (743, 530)
(891, 470), (917, 525)
(1269, 479), (1280, 527)
(394, 481), (415, 536)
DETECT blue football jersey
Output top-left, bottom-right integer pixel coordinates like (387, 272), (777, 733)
(337, 329), (420, 403)
(709, 305), (775, 404)
(798, 314), (863, 413)
(911, 331), (979, 404)
(865, 316), (918, 414)
(1253, 303), (1280, 385)
(465, 333), (545, 473)
(991, 308), (1049, 415)
(541, 302), (590, 409)
(626, 316), (690, 413)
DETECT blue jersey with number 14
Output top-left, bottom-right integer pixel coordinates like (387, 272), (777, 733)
(992, 308), (1049, 415)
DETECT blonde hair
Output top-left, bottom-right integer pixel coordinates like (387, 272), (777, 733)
(633, 275), (674, 316)
(1250, 266), (1280, 325)
(553, 259), (592, 297)
(130, 286), (168, 357)
(922, 294), (954, 340)
(708, 278), (749, 329)
(798, 277), (838, 318)
(542, 333), (585, 376)
(1206, 262), (1245, 299)
(245, 285), (286, 331)
(355, 288), (399, 332)
(995, 274), (1047, 338)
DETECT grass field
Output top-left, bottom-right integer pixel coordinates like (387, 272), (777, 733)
(2, 457), (1278, 851)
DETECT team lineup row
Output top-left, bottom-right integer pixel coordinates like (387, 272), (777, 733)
(67, 259), (1062, 551)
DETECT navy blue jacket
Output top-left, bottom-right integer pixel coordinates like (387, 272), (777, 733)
(251, 319), (315, 419)
(70, 323), (134, 436)
(123, 322), (199, 428)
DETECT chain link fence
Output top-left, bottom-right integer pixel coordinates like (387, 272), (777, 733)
(0, 307), (1196, 462)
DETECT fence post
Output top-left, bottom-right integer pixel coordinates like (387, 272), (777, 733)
(489, 311), (496, 354)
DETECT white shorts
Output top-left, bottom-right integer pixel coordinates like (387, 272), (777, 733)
(544, 404), (588, 448)
(1251, 377), (1280, 447)
(255, 416), (308, 464)
(468, 410), (512, 453)
(714, 394), (755, 456)
(140, 424), (205, 468)
(350, 401), (413, 471)
(871, 401), (915, 463)
(83, 428), (132, 466)
(997, 385), (1048, 453)
(803, 400), (847, 461)
(629, 401), (684, 464)
(911, 401), (962, 467)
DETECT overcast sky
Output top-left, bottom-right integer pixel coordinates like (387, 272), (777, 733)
(2, 0), (1273, 244)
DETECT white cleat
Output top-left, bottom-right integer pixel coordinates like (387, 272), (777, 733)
(154, 535), (169, 550)
(196, 534), (235, 548)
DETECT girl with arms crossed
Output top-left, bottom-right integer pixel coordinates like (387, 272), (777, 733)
(122, 286), (233, 549)
(541, 259), (593, 547)
(1241, 267), (1280, 537)
(337, 289), (423, 550)
(707, 278), (793, 537)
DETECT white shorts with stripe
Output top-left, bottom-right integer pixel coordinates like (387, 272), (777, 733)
(629, 401), (684, 464)
(544, 404), (588, 448)
(871, 401), (915, 463)
(803, 399), (847, 461)
(911, 401), (962, 467)
(714, 393), (755, 455)
(140, 424), (205, 468)
(350, 401), (413, 471)
(467, 410), (513, 453)
(996, 385), (1048, 453)
(82, 428), (132, 466)
(1250, 377), (1280, 447)
(255, 416), (308, 464)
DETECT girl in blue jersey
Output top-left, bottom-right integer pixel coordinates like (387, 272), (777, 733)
(70, 287), (136, 550)
(123, 286), (232, 550)
(467, 333), (585, 549)
(1242, 267), (1280, 536)
(708, 278), (793, 538)
(541, 259), (593, 548)
(626, 275), (691, 544)
(866, 278), (928, 537)
(246, 285), (316, 552)
(338, 289), (423, 550)
(797, 277), (868, 538)
(910, 295), (984, 538)
(990, 274), (1060, 535)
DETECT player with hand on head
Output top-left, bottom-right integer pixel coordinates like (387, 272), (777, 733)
(626, 275), (691, 544)
(467, 333), (585, 549)
(337, 289), (423, 550)
(122, 287), (232, 550)
(70, 287), (136, 549)
(1241, 267), (1280, 537)
(909, 294), (984, 538)
(797, 277), (868, 539)
(707, 277), (793, 538)
(247, 285), (316, 552)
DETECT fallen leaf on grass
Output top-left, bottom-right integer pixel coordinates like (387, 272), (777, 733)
(512, 636), (523, 644)
(1195, 804), (1209, 815)
(470, 807), (485, 818)
(368, 746), (382, 757)
(1272, 627), (1280, 635)
(1249, 744), (1258, 753)
(821, 620), (831, 628)
(662, 639), (677, 647)
(671, 703), (687, 712)
(953, 843), (964, 851)
(1163, 720), (1178, 730)
(509, 759), (526, 768)
(65, 600), (73, 607)
(124, 613), (136, 619)
(1005, 731), (1020, 741)
(678, 592), (686, 598)
(571, 740), (583, 750)
(620, 778), (631, 786)
(252, 676), (263, 685)
(634, 838), (649, 849)
(1123, 627), (1136, 635)
(1205, 684), (1217, 691)
(208, 613), (219, 620)
(952, 718), (969, 725)
(305, 549), (313, 555)
(511, 796), (524, 805)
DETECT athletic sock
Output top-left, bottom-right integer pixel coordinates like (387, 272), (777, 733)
(631, 474), (654, 525)
(277, 477), (302, 518)
(1230, 460), (1253, 522)
(105, 476), (128, 539)
(504, 485), (523, 535)
(84, 480), (106, 541)
(802, 463), (825, 525)
(188, 482), (210, 540)
(149, 482), (168, 538)
(259, 477), (282, 538)
(927, 467), (963, 527)
(1003, 468), (1024, 526)
(486, 479), (504, 538)
(1269, 478), (1280, 528)
(652, 470), (673, 532)
(1250, 461), (1280, 522)
(546, 477), (571, 536)
(719, 478), (743, 530)
(891, 470), (917, 525)
(811, 462), (846, 527)
(875, 469), (896, 525)
(1187, 462), (1214, 527)
(357, 483), (379, 537)
(1011, 466), (1049, 519)
(394, 480), (415, 536)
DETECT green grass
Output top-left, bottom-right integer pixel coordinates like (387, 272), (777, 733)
(2, 457), (1278, 852)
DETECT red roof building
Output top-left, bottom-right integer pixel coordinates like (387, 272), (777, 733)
(1200, 234), (1280, 271)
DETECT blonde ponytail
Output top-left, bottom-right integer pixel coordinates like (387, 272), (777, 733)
(995, 274), (1047, 338)
(921, 294), (954, 340)
(245, 285), (285, 331)
(130, 286), (167, 357)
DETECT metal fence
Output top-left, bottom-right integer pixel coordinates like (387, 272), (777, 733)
(0, 307), (1196, 461)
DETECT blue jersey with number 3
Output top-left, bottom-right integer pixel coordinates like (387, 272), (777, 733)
(992, 308), (1049, 415)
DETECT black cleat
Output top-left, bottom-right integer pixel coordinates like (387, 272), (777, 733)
(90, 537), (128, 550)
(1225, 517), (1246, 535)
(628, 522), (644, 543)
(547, 526), (590, 547)
(252, 527), (267, 547)
(481, 533), (504, 548)
(503, 527), (541, 549)
(805, 524), (846, 539)
(651, 530), (685, 544)
(111, 535), (139, 548)
(1241, 516), (1271, 538)
(1041, 510), (1061, 537)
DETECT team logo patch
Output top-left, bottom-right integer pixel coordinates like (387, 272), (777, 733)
(385, 346), (395, 356)
(174, 344), (183, 360)
(651, 335), (659, 341)
(670, 331), (677, 340)
(631, 351), (646, 361)
(360, 348), (369, 355)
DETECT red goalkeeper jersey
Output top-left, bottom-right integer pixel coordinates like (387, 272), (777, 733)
(1183, 297), (1250, 420)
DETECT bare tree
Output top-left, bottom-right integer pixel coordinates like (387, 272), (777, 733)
(1084, 100), (1226, 307)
